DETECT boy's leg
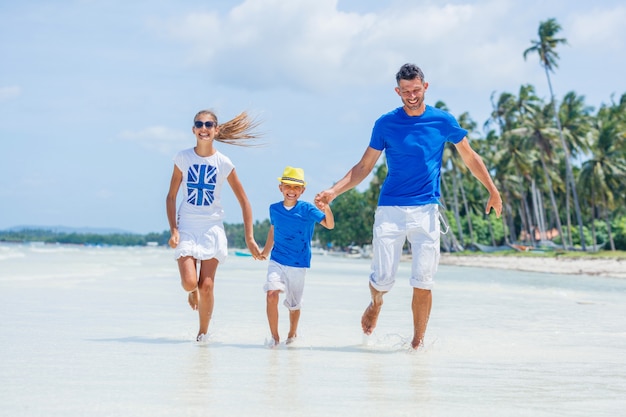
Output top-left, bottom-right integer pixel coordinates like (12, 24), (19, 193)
(266, 290), (280, 344)
(283, 266), (306, 343)
(287, 309), (300, 341)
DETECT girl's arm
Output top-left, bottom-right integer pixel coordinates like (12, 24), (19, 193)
(261, 225), (274, 259)
(227, 168), (262, 259)
(166, 165), (183, 248)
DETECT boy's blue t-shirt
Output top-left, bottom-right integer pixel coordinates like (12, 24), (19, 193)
(269, 200), (325, 268)
(369, 105), (468, 206)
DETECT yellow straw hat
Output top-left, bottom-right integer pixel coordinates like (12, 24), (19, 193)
(278, 166), (306, 186)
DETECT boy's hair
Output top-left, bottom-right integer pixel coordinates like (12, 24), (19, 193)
(395, 63), (425, 84)
(194, 110), (263, 146)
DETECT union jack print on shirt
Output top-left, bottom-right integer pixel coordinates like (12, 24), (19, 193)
(186, 164), (217, 206)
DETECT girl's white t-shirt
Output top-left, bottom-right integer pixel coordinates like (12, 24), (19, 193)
(173, 147), (234, 228)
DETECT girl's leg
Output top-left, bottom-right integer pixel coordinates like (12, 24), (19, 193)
(177, 256), (199, 310)
(196, 258), (219, 338)
(266, 290), (280, 344)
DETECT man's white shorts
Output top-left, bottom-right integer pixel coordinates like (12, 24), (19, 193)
(264, 260), (307, 310)
(369, 204), (440, 292)
(174, 222), (228, 263)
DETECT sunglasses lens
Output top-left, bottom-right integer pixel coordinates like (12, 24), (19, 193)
(194, 121), (215, 128)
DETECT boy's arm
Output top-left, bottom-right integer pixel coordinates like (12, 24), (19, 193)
(319, 205), (334, 230)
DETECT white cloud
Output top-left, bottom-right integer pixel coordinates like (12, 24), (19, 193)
(568, 6), (626, 49)
(0, 86), (21, 101)
(159, 0), (539, 95)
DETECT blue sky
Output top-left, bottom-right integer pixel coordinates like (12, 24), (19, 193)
(1, 0), (625, 234)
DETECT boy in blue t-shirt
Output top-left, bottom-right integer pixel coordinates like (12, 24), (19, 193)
(261, 166), (334, 346)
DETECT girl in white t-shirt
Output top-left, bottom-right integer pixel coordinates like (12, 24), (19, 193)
(166, 110), (264, 342)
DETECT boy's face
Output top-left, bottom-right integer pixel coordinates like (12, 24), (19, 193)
(279, 183), (305, 205)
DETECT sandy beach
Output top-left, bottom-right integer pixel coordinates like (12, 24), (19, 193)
(439, 253), (626, 279)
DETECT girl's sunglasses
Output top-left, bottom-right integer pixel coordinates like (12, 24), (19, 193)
(194, 121), (216, 128)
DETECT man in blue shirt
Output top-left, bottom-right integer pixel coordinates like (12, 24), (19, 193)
(315, 64), (502, 349)
(262, 166), (335, 347)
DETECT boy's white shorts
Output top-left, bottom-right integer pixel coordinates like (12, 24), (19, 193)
(174, 222), (228, 263)
(369, 204), (440, 292)
(264, 260), (307, 310)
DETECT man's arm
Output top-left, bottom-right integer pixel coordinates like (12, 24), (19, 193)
(315, 146), (382, 205)
(454, 137), (503, 217)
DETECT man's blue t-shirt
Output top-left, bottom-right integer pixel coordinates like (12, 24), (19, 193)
(369, 105), (467, 206)
(269, 200), (326, 268)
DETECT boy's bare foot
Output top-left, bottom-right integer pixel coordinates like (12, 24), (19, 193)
(361, 302), (381, 335)
(188, 289), (198, 311)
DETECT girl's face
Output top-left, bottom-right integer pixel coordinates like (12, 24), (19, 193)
(193, 115), (219, 142)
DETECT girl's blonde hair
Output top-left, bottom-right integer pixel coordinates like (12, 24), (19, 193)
(194, 110), (263, 146)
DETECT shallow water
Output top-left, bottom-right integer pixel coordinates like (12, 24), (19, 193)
(1, 243), (625, 416)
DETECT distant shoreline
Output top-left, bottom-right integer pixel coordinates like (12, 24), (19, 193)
(439, 253), (626, 279)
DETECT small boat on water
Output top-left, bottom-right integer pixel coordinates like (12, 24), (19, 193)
(234, 250), (253, 257)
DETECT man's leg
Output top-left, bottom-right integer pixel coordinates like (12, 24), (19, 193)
(361, 283), (387, 335)
(363, 206), (403, 335)
(411, 288), (432, 349)
(407, 205), (439, 349)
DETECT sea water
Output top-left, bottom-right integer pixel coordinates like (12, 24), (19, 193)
(0, 243), (625, 417)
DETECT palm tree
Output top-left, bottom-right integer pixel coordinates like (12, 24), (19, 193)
(557, 91), (593, 246)
(523, 18), (586, 250)
(579, 105), (626, 250)
(511, 103), (568, 248)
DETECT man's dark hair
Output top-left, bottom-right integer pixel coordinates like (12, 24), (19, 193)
(395, 63), (425, 84)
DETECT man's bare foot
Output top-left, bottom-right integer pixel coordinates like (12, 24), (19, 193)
(188, 289), (198, 310)
(361, 302), (381, 335)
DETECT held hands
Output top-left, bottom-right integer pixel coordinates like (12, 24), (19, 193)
(314, 189), (335, 210)
(245, 239), (266, 260)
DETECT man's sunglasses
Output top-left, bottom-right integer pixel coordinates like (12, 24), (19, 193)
(194, 121), (216, 128)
